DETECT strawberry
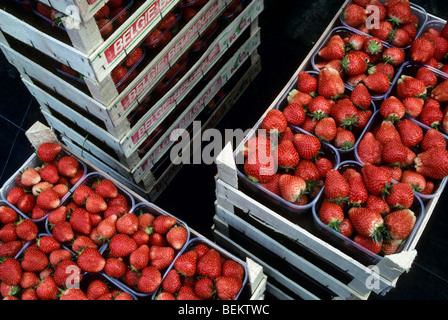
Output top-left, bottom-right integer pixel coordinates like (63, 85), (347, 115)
(314, 117), (337, 142)
(222, 259), (245, 282)
(36, 275), (59, 300)
(379, 96), (405, 122)
(94, 179), (118, 199)
(363, 37), (384, 55)
(318, 67), (346, 99)
(0, 223), (17, 242)
(334, 127), (356, 150)
(53, 259), (79, 287)
(318, 199), (344, 230)
(348, 207), (385, 242)
(16, 193), (35, 214)
(350, 83), (371, 110)
(124, 47), (143, 68)
(416, 67), (438, 88)
(387, 1), (412, 25)
(293, 134), (321, 160)
(318, 43), (345, 61)
(402, 97), (424, 118)
(36, 235), (61, 254)
(244, 152), (276, 183)
(384, 209), (416, 240)
(288, 90), (313, 106)
(37, 143), (62, 163)
(368, 62), (395, 81)
(361, 163), (391, 196)
(297, 71), (318, 94)
(152, 215), (177, 235)
(15, 218), (38, 241)
(86, 280), (110, 300)
(382, 140), (415, 167)
(194, 277), (214, 299)
(339, 218), (354, 238)
(341, 52), (368, 76)
(60, 288), (88, 300)
(363, 72), (390, 94)
(197, 248), (222, 279)
(389, 28), (412, 47)
(94, 214), (116, 242)
(72, 235), (97, 252)
(307, 96), (332, 120)
(0, 257), (22, 286)
(354, 235), (383, 254)
(93, 4), (110, 19)
(177, 285), (201, 300)
(20, 271), (40, 289)
(278, 174), (307, 204)
(20, 168), (41, 187)
(374, 120), (400, 145)
(215, 276), (242, 300)
(345, 169), (369, 206)
(6, 187), (25, 206)
(104, 257), (127, 278)
(419, 103), (444, 129)
(0, 206), (18, 224)
(52, 220), (74, 243)
(174, 250), (198, 277)
(431, 80), (448, 102)
(346, 33), (367, 51)
(116, 213), (138, 235)
(421, 128), (447, 151)
(324, 170), (350, 204)
(396, 75), (427, 100)
(129, 244), (150, 271)
(396, 118), (423, 147)
(294, 160), (321, 185)
(330, 98), (360, 130)
(261, 109), (287, 135)
(166, 226), (188, 251)
(111, 65), (128, 84)
(149, 246), (175, 270)
(0, 241), (22, 258)
(69, 207), (91, 235)
(85, 193), (107, 214)
(282, 103), (305, 126)
(273, 140), (299, 171)
(260, 173), (281, 196)
(343, 3), (367, 27)
(242, 134), (272, 158)
(138, 266), (162, 293)
(39, 163), (59, 184)
(72, 185), (94, 206)
(36, 189), (60, 211)
(410, 38), (435, 63)
(400, 170), (426, 192)
(77, 247), (105, 272)
(414, 147), (448, 179)
(109, 234), (137, 257)
(432, 36), (448, 61)
(97, 18), (114, 38)
(57, 156), (79, 178)
(49, 249), (72, 265)
(386, 182), (414, 209)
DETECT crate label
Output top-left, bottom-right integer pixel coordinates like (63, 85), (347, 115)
(104, 0), (175, 63)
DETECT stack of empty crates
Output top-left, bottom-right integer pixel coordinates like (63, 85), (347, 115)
(0, 0), (263, 200)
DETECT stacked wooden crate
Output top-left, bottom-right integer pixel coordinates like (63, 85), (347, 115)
(0, 0), (263, 200)
(213, 1), (448, 300)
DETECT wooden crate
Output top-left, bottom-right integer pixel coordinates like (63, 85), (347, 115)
(42, 52), (261, 198)
(0, 0), (236, 84)
(37, 0), (111, 23)
(13, 0), (263, 140)
(21, 121), (267, 300)
(38, 28), (261, 173)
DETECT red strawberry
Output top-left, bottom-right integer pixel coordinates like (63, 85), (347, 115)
(166, 226), (188, 251)
(49, 249), (72, 265)
(431, 80), (448, 102)
(384, 209), (416, 240)
(318, 199), (344, 229)
(111, 65), (128, 84)
(343, 3), (367, 27)
(60, 288), (88, 300)
(20, 168), (41, 187)
(97, 18), (114, 38)
(15, 218), (38, 241)
(402, 97), (424, 118)
(73, 185), (94, 206)
(324, 170), (350, 203)
(389, 28), (412, 47)
(348, 207), (385, 242)
(95, 214), (117, 242)
(363, 37), (384, 55)
(197, 249), (222, 278)
(152, 215), (177, 235)
(0, 223), (17, 242)
(194, 277), (214, 299)
(149, 246), (175, 270)
(315, 157), (334, 179)
(363, 72), (390, 94)
(57, 156), (79, 178)
(6, 187), (25, 206)
(53, 259), (79, 287)
(21, 247), (48, 272)
(341, 52), (368, 76)
(421, 128), (447, 151)
(36, 275), (59, 300)
(77, 247), (106, 272)
(410, 38), (435, 62)
(368, 62), (395, 80)
(344, 169), (368, 205)
(346, 33), (367, 51)
(116, 213), (138, 235)
(282, 103), (306, 126)
(0, 206), (18, 224)
(222, 260), (245, 282)
(374, 120), (401, 145)
(37, 143), (62, 163)
(278, 174), (307, 204)
(294, 159), (321, 183)
(314, 117), (337, 142)
(400, 170), (426, 192)
(244, 152), (276, 183)
(318, 43), (345, 61)
(85, 193), (107, 214)
(414, 147), (448, 179)
(307, 96), (332, 120)
(215, 276), (242, 300)
(39, 163), (59, 184)
(52, 220), (74, 243)
(419, 103), (444, 129)
(382, 47), (406, 66)
(20, 271), (40, 289)
(275, 140), (300, 170)
(318, 67), (346, 99)
(138, 266), (162, 293)
(174, 250), (198, 277)
(0, 241), (22, 258)
(69, 207), (91, 235)
(16, 193), (35, 214)
(36, 189), (60, 211)
(396, 118), (423, 148)
(297, 71), (318, 94)
(385, 182), (414, 209)
(370, 21), (394, 42)
(0, 257), (22, 286)
(94, 179), (118, 199)
(93, 4), (110, 19)
(72, 235), (97, 252)
(330, 98), (360, 129)
(334, 127), (356, 150)
(361, 163), (392, 196)
(124, 47), (143, 68)
(104, 257), (127, 278)
(162, 269), (182, 295)
(293, 134), (321, 160)
(416, 67), (438, 88)
(354, 235), (383, 254)
(177, 285), (201, 300)
(396, 76), (427, 100)
(86, 280), (110, 300)
(109, 234), (137, 257)
(129, 244), (150, 271)
(261, 109), (287, 135)
(350, 83), (371, 110)
(387, 2), (411, 25)
(36, 235), (61, 254)
(382, 140), (415, 167)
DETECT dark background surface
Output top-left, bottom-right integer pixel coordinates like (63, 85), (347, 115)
(1, 0), (448, 300)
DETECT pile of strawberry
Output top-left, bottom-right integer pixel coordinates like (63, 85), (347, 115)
(242, 109), (337, 206)
(283, 69), (375, 151)
(0, 234), (135, 300)
(357, 114), (448, 194)
(319, 163), (418, 255)
(0, 205), (38, 260)
(110, 46), (145, 92)
(315, 30), (406, 96)
(100, 208), (189, 295)
(342, 0), (421, 48)
(409, 22), (448, 73)
(383, 64), (448, 134)
(93, 0), (130, 39)
(154, 242), (245, 300)
(5, 142), (84, 221)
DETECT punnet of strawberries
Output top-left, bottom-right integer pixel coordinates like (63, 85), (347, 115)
(314, 27), (406, 97)
(240, 108), (339, 208)
(341, 0), (424, 49)
(3, 142), (86, 221)
(0, 233), (136, 300)
(317, 161), (421, 256)
(153, 239), (247, 300)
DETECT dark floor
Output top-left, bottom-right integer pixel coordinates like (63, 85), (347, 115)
(1, 0), (448, 300)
